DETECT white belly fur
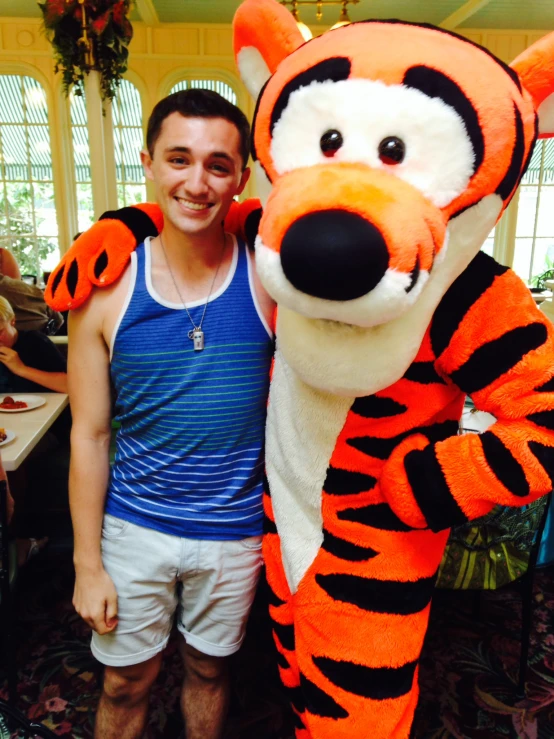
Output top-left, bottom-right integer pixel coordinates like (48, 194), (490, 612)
(266, 350), (353, 593)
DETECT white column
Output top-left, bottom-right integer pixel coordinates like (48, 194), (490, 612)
(84, 70), (119, 219)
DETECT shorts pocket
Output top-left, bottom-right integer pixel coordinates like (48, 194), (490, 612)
(239, 535), (263, 551)
(102, 514), (130, 540)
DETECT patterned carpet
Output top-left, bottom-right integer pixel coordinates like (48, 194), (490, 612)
(1, 544), (554, 739)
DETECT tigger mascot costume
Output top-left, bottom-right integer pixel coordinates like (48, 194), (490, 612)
(46, 1), (554, 736)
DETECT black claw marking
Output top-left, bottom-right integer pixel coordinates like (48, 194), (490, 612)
(50, 264), (65, 296)
(94, 249), (109, 279)
(67, 259), (79, 299)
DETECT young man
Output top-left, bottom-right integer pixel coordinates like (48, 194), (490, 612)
(68, 90), (274, 739)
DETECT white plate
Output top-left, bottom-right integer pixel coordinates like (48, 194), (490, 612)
(0, 394), (46, 413)
(0, 430), (15, 447)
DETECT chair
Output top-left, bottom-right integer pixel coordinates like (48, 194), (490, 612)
(0, 478), (17, 704)
(435, 403), (552, 699)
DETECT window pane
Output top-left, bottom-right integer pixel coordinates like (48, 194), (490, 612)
(113, 80), (146, 207)
(76, 183), (94, 233)
(516, 186), (539, 238)
(169, 78), (238, 105)
(513, 238), (533, 282)
(532, 238), (554, 281)
(536, 186), (554, 238)
(0, 75), (60, 276)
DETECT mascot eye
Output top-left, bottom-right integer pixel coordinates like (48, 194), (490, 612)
(320, 129), (343, 157)
(378, 136), (406, 165)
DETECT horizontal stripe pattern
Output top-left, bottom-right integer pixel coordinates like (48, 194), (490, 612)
(107, 240), (272, 539)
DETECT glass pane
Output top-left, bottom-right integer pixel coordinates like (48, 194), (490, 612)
(5, 182), (33, 238)
(23, 77), (48, 125)
(516, 186), (539, 238)
(169, 79), (237, 105)
(0, 76), (24, 124)
(531, 239), (554, 281)
(535, 186), (554, 238)
(124, 184), (147, 206)
(27, 124), (52, 181)
(513, 238), (533, 283)
(114, 80), (145, 207)
(1, 125), (28, 181)
(37, 236), (59, 273)
(33, 182), (58, 238)
(76, 183), (94, 232)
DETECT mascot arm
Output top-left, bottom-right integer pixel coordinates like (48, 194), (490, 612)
(45, 199), (262, 312)
(381, 270), (554, 532)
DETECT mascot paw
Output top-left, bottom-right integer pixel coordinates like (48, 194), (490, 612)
(380, 434), (431, 529)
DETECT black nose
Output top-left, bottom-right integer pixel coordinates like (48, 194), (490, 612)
(280, 210), (389, 301)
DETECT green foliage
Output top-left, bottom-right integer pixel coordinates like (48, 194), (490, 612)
(0, 183), (56, 276)
(531, 251), (554, 290)
(38, 0), (133, 103)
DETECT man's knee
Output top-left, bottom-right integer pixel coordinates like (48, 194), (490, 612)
(102, 654), (162, 704)
(183, 644), (228, 683)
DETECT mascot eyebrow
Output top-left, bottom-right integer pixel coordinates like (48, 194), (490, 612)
(269, 57), (352, 132)
(402, 65), (485, 174)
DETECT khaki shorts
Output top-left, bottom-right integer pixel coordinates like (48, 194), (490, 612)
(91, 514), (263, 667)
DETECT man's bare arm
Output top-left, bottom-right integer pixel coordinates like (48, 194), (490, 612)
(68, 294), (118, 634)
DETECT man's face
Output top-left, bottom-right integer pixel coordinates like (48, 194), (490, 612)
(142, 113), (250, 236)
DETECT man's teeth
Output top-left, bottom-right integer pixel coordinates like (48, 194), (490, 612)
(177, 198), (211, 211)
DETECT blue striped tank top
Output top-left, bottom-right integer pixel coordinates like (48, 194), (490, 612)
(106, 236), (273, 539)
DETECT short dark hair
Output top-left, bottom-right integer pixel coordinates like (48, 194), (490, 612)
(146, 88), (250, 169)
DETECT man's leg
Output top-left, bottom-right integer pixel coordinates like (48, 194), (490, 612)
(94, 652), (163, 739)
(180, 642), (229, 739)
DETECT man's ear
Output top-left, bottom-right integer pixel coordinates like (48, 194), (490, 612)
(140, 149), (154, 182)
(233, 0), (305, 100)
(511, 31), (554, 137)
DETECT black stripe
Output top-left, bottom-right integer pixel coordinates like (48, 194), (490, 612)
(300, 673), (349, 719)
(99, 206), (159, 243)
(270, 57), (351, 133)
(431, 251), (508, 359)
(313, 655), (418, 701)
(337, 502), (414, 532)
(323, 466), (377, 495)
(94, 249), (108, 279)
(354, 20), (522, 92)
(351, 395), (408, 418)
(496, 104), (526, 201)
(250, 77), (269, 162)
(347, 419), (458, 460)
(276, 650), (290, 670)
(406, 254), (420, 293)
(450, 323), (548, 394)
(403, 361), (446, 385)
(67, 259), (78, 299)
(273, 622), (295, 652)
(528, 441), (554, 488)
(322, 529), (379, 561)
(265, 580), (286, 608)
(264, 513), (278, 535)
(519, 114), (539, 193)
(405, 445), (469, 531)
(50, 263), (65, 297)
(481, 431), (530, 497)
(403, 65), (484, 175)
(529, 410), (554, 431)
(535, 376), (554, 393)
(316, 573), (436, 615)
(263, 473), (271, 498)
(287, 685), (305, 714)
(244, 207), (262, 251)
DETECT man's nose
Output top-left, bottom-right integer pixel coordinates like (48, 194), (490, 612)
(185, 165), (209, 196)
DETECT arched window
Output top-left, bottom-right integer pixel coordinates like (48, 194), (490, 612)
(113, 80), (146, 207)
(169, 79), (238, 105)
(0, 75), (59, 277)
(513, 139), (554, 285)
(69, 89), (93, 234)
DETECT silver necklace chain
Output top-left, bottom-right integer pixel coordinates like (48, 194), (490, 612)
(158, 230), (226, 351)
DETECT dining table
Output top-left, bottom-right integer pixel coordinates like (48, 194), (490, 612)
(0, 393), (69, 471)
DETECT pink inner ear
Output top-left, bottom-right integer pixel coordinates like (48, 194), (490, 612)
(233, 0), (304, 76)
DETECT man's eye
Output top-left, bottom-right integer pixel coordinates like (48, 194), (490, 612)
(171, 157), (187, 165)
(211, 164), (229, 173)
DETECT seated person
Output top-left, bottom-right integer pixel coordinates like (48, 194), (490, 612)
(0, 247), (21, 280)
(0, 296), (67, 394)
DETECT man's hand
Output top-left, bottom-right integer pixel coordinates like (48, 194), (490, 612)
(73, 567), (119, 635)
(0, 347), (26, 375)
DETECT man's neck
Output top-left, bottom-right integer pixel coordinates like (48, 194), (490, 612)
(155, 221), (227, 277)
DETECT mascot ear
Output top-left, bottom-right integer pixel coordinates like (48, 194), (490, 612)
(511, 32), (554, 137)
(233, 0), (305, 99)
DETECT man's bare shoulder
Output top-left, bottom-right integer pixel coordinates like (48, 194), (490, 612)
(70, 261), (133, 340)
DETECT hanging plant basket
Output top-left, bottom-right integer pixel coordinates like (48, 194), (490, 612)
(39, 0), (133, 102)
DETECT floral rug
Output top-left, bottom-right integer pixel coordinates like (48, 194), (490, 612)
(1, 546), (554, 738)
